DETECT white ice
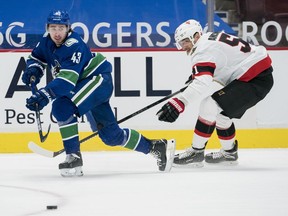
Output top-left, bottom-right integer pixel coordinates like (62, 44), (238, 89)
(1, 148), (288, 216)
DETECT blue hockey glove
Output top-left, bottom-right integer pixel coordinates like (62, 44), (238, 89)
(26, 88), (52, 111)
(22, 64), (44, 86)
(156, 98), (185, 123)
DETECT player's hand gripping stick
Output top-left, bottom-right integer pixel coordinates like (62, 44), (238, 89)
(30, 76), (51, 142)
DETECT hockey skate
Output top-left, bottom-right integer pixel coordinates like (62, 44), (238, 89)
(173, 147), (204, 167)
(150, 139), (176, 172)
(205, 140), (238, 165)
(59, 152), (83, 177)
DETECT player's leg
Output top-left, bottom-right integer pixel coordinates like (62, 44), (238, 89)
(174, 96), (219, 167)
(207, 71), (274, 164)
(73, 73), (175, 171)
(53, 73), (112, 177)
(88, 103), (175, 172)
(52, 97), (83, 177)
(205, 113), (238, 164)
(211, 71), (273, 119)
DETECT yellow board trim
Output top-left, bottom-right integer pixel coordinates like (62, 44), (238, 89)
(1, 129), (288, 153)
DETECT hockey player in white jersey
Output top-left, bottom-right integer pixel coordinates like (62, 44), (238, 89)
(156, 19), (274, 166)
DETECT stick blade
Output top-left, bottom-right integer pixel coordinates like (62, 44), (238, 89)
(28, 141), (54, 158)
(164, 139), (176, 172)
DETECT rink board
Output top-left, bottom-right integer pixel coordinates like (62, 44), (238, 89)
(0, 129), (288, 153)
(1, 51), (288, 153)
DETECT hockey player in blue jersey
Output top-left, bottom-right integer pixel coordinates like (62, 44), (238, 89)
(22, 10), (175, 177)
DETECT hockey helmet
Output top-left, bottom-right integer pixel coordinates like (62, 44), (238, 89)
(174, 19), (203, 49)
(47, 10), (70, 26)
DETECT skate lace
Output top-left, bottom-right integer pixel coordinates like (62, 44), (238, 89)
(150, 150), (162, 166)
(211, 150), (224, 159)
(212, 149), (232, 159)
(178, 148), (196, 159)
(64, 153), (79, 163)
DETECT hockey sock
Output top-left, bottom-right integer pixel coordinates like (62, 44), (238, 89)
(216, 123), (236, 151)
(122, 129), (151, 154)
(192, 117), (215, 149)
(59, 116), (80, 154)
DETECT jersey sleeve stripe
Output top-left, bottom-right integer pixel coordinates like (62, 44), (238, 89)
(56, 69), (79, 86)
(193, 62), (216, 68)
(71, 75), (104, 107)
(81, 53), (106, 78)
(194, 72), (213, 77)
(28, 54), (48, 66)
(193, 62), (216, 77)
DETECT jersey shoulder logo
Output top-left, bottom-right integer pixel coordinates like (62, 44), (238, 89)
(64, 38), (79, 47)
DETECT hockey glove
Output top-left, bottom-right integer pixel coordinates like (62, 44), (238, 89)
(26, 88), (52, 111)
(22, 64), (44, 86)
(156, 98), (185, 123)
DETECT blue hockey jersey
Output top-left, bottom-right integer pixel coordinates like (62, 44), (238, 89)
(26, 31), (112, 97)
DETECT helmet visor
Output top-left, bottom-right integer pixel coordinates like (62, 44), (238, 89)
(175, 38), (191, 50)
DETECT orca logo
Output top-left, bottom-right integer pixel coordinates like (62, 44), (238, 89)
(6, 22), (26, 47)
(51, 60), (61, 78)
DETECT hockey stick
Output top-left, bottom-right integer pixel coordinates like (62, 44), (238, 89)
(30, 78), (51, 142)
(28, 86), (188, 158)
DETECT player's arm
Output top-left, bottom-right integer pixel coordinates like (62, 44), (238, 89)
(25, 42), (82, 112)
(48, 51), (112, 96)
(179, 62), (215, 104)
(22, 40), (47, 86)
(157, 61), (215, 123)
(45, 43), (85, 98)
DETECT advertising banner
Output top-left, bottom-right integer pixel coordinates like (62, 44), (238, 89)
(0, 0), (235, 49)
(1, 50), (288, 132)
(1, 50), (288, 152)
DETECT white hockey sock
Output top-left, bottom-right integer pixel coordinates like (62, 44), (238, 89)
(192, 133), (209, 149)
(219, 138), (235, 151)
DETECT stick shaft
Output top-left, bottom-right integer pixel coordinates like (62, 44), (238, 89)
(30, 82), (44, 140)
(30, 81), (51, 142)
(80, 86), (187, 143)
(31, 86), (187, 157)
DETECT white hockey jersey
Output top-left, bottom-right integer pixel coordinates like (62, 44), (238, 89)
(179, 31), (272, 105)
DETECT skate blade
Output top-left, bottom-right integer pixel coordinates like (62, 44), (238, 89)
(205, 160), (238, 166)
(60, 166), (83, 177)
(164, 139), (176, 172)
(173, 162), (204, 168)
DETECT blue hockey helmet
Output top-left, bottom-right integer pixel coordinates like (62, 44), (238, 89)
(47, 10), (70, 26)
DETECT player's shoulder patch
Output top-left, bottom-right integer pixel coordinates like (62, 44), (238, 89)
(64, 38), (79, 47)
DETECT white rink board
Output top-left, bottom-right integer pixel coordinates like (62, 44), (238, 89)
(0, 50), (287, 133)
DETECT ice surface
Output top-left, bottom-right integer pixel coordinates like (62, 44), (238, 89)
(1, 148), (288, 216)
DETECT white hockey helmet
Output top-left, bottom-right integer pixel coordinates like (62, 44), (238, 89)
(174, 19), (203, 49)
